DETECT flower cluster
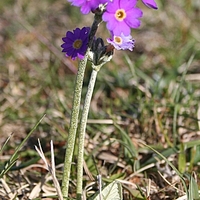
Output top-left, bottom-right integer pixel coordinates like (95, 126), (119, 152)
(61, 0), (157, 60)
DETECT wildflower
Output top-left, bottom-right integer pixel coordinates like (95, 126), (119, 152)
(61, 27), (90, 60)
(107, 33), (134, 51)
(102, 0), (143, 36)
(68, 0), (107, 14)
(141, 0), (158, 9)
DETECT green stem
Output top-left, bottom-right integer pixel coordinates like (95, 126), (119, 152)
(61, 52), (88, 198)
(61, 9), (104, 199)
(76, 64), (103, 199)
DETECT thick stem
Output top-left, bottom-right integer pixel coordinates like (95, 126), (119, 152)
(61, 9), (104, 199)
(76, 64), (103, 199)
(61, 52), (88, 198)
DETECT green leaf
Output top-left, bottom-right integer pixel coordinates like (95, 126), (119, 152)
(178, 143), (186, 173)
(0, 134), (13, 155)
(142, 139), (200, 167)
(91, 180), (123, 200)
(192, 145), (200, 164)
(189, 173), (200, 200)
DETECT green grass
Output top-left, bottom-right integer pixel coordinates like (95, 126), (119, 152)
(0, 0), (200, 199)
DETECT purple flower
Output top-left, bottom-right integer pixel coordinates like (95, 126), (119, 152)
(141, 0), (158, 9)
(61, 27), (90, 60)
(107, 33), (134, 51)
(102, 0), (143, 36)
(68, 0), (107, 14)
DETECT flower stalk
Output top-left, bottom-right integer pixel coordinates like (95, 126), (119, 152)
(61, 52), (89, 198)
(76, 64), (103, 199)
(61, 10), (104, 199)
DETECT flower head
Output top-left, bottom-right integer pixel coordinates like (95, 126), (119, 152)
(107, 33), (134, 51)
(102, 0), (143, 36)
(61, 27), (90, 60)
(68, 0), (107, 14)
(141, 0), (158, 9)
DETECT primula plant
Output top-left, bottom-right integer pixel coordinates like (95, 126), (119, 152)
(60, 0), (158, 199)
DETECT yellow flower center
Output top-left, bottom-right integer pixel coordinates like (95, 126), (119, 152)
(115, 9), (126, 21)
(73, 39), (82, 49)
(114, 36), (123, 44)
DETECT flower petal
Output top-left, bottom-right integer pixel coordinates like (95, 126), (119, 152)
(142, 0), (158, 9)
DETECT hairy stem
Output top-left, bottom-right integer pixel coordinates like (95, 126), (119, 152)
(61, 52), (88, 198)
(61, 8), (104, 199)
(76, 64), (103, 199)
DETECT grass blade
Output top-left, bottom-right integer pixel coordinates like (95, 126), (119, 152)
(0, 114), (46, 177)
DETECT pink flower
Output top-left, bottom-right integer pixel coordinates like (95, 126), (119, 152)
(102, 0), (143, 36)
(107, 33), (134, 51)
(68, 0), (107, 14)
